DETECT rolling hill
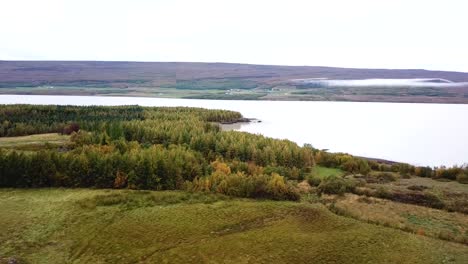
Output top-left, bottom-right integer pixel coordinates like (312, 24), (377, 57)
(1, 61), (467, 103)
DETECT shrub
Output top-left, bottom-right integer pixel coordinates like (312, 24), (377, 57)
(414, 166), (433, 177)
(317, 177), (357, 195)
(375, 187), (392, 199)
(378, 164), (393, 172)
(456, 172), (468, 184)
(70, 130), (93, 146)
(265, 173), (301, 201)
(366, 172), (397, 184)
(114, 171), (128, 189)
(188, 171), (300, 201)
(435, 166), (465, 181)
(62, 122), (80, 135)
(357, 159), (371, 175)
(307, 174), (322, 187)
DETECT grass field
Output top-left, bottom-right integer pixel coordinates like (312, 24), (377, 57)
(313, 166), (344, 179)
(1, 189), (467, 264)
(0, 133), (70, 151)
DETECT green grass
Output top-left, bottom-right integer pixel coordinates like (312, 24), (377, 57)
(0, 133), (70, 151)
(314, 166), (345, 179)
(405, 214), (460, 234)
(174, 79), (258, 90)
(0, 189), (467, 263)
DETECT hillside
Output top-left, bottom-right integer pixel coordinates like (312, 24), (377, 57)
(1, 61), (467, 103)
(1, 189), (467, 264)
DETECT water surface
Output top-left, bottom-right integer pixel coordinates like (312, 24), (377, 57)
(1, 94), (467, 167)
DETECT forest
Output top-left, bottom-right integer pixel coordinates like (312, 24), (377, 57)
(0, 104), (466, 201)
(0, 105), (315, 200)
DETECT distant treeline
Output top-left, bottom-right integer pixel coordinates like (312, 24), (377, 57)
(0, 105), (314, 200)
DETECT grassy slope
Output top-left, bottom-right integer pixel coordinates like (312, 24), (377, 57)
(1, 189), (467, 264)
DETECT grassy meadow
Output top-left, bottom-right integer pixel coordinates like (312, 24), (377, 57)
(1, 189), (468, 264)
(0, 133), (70, 151)
(313, 166), (344, 179)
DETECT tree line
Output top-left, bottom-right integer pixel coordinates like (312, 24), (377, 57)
(0, 105), (313, 200)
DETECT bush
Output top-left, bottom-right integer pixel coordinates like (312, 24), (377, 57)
(435, 166), (465, 181)
(456, 172), (468, 184)
(114, 171), (128, 188)
(339, 157), (371, 175)
(307, 174), (322, 187)
(188, 171), (300, 201)
(414, 166), (433, 177)
(366, 172), (397, 184)
(374, 187), (392, 199)
(317, 177), (357, 195)
(62, 122), (80, 135)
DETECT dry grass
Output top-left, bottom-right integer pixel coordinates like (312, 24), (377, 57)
(365, 176), (468, 213)
(384, 176), (468, 194)
(329, 193), (468, 244)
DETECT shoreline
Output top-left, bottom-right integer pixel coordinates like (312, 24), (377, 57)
(220, 118), (261, 125)
(1, 93), (468, 105)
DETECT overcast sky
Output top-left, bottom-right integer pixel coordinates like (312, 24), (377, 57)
(1, 0), (467, 72)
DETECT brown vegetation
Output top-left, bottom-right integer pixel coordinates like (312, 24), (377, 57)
(325, 193), (468, 244)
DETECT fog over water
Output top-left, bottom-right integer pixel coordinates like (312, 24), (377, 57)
(292, 78), (468, 88)
(1, 94), (467, 167)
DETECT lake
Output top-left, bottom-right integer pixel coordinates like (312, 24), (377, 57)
(1, 94), (467, 167)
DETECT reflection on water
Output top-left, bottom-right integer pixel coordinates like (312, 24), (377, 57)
(1, 95), (467, 167)
(220, 122), (248, 131)
(220, 119), (260, 131)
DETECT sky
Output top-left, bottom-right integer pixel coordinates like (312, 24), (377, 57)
(1, 0), (467, 72)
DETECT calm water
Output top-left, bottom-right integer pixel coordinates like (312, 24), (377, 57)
(1, 94), (467, 167)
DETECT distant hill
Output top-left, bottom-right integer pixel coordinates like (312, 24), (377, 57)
(1, 61), (467, 103)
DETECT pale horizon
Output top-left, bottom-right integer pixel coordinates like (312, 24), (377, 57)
(1, 0), (468, 72)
